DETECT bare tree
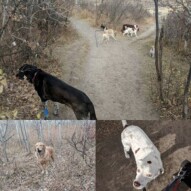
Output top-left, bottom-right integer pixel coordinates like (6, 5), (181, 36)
(15, 122), (22, 146)
(0, 121), (13, 162)
(0, 0), (74, 71)
(154, 0), (164, 101)
(19, 121), (31, 153)
(66, 124), (94, 167)
(183, 63), (191, 119)
(159, 0), (191, 118)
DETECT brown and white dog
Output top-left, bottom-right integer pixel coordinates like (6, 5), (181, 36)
(121, 24), (139, 33)
(35, 142), (54, 174)
(101, 24), (117, 41)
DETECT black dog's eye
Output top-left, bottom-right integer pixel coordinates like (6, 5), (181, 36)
(147, 161), (152, 164)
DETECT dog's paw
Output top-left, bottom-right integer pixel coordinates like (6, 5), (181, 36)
(125, 152), (130, 158)
(44, 108), (49, 119)
(53, 109), (59, 116)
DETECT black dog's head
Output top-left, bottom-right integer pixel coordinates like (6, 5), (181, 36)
(180, 160), (191, 187)
(100, 24), (107, 30)
(16, 64), (38, 83)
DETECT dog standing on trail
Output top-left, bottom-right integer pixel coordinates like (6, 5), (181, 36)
(16, 64), (97, 120)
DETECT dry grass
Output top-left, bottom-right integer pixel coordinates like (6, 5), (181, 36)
(141, 39), (191, 119)
(72, 8), (96, 27)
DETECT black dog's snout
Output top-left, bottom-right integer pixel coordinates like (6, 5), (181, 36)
(134, 181), (141, 187)
(16, 71), (24, 79)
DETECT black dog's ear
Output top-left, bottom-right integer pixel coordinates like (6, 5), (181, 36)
(19, 64), (38, 71)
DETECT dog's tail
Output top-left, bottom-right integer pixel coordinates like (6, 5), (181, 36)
(122, 120), (129, 128)
(88, 102), (97, 120)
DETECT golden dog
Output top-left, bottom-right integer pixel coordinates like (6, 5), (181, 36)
(35, 142), (54, 174)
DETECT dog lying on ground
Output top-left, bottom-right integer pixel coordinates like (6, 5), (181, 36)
(100, 24), (117, 41)
(35, 142), (54, 175)
(16, 64), (97, 120)
(121, 120), (164, 190)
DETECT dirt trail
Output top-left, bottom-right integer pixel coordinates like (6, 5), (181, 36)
(52, 18), (158, 120)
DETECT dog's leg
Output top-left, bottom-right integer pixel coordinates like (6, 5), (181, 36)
(41, 163), (49, 175)
(101, 36), (105, 44)
(53, 102), (59, 116)
(73, 110), (83, 120)
(123, 145), (131, 158)
(121, 139), (131, 158)
(112, 34), (117, 41)
(43, 101), (49, 119)
(40, 164), (45, 174)
(45, 166), (48, 175)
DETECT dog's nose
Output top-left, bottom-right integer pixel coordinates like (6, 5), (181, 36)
(133, 181), (141, 187)
(38, 149), (41, 152)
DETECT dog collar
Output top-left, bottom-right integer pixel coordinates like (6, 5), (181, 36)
(32, 70), (39, 83)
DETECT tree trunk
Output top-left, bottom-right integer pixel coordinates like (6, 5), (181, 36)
(154, 0), (164, 101)
(15, 122), (22, 146)
(159, 26), (164, 101)
(1, 0), (9, 40)
(39, 121), (44, 142)
(23, 121), (31, 153)
(95, 0), (98, 26)
(2, 142), (9, 162)
(183, 64), (191, 119)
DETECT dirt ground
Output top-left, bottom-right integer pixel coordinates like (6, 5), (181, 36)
(50, 17), (158, 120)
(96, 121), (191, 191)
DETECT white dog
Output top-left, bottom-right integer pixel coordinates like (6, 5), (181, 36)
(102, 32), (110, 43)
(123, 27), (138, 37)
(121, 120), (164, 190)
(101, 24), (117, 41)
(149, 46), (155, 58)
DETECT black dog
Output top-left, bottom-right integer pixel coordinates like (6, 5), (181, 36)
(163, 160), (191, 191)
(100, 24), (107, 30)
(174, 160), (191, 188)
(16, 64), (97, 120)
